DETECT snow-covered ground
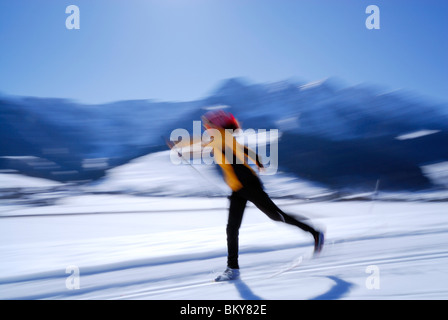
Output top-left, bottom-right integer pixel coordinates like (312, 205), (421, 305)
(0, 151), (447, 300)
(0, 194), (447, 300)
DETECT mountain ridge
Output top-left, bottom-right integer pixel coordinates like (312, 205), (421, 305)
(1, 77), (447, 190)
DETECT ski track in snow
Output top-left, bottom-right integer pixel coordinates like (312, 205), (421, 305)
(0, 196), (447, 300)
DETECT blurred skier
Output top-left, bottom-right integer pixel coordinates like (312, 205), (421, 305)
(168, 109), (324, 281)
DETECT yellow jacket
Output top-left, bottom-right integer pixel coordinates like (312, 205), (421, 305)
(173, 128), (263, 191)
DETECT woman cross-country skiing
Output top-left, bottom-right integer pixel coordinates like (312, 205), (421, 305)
(168, 109), (324, 281)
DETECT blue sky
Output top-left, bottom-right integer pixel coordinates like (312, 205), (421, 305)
(0, 0), (447, 104)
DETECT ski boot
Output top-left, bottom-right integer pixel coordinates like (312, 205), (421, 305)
(314, 231), (325, 256)
(214, 267), (240, 282)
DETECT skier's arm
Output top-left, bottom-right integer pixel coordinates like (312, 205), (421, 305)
(243, 145), (264, 169)
(171, 136), (202, 148)
(166, 135), (210, 159)
(166, 136), (206, 152)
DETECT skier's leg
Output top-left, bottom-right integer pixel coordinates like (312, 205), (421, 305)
(226, 192), (247, 269)
(238, 186), (318, 235)
(238, 185), (325, 253)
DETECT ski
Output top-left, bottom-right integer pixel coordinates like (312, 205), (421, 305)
(269, 255), (307, 278)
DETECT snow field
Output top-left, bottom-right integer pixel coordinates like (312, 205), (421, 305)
(0, 196), (447, 300)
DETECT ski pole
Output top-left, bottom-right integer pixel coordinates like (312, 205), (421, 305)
(162, 136), (228, 194)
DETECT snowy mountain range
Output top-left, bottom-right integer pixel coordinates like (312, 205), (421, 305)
(1, 77), (447, 191)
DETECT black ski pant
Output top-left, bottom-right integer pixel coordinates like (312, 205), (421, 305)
(226, 184), (318, 269)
